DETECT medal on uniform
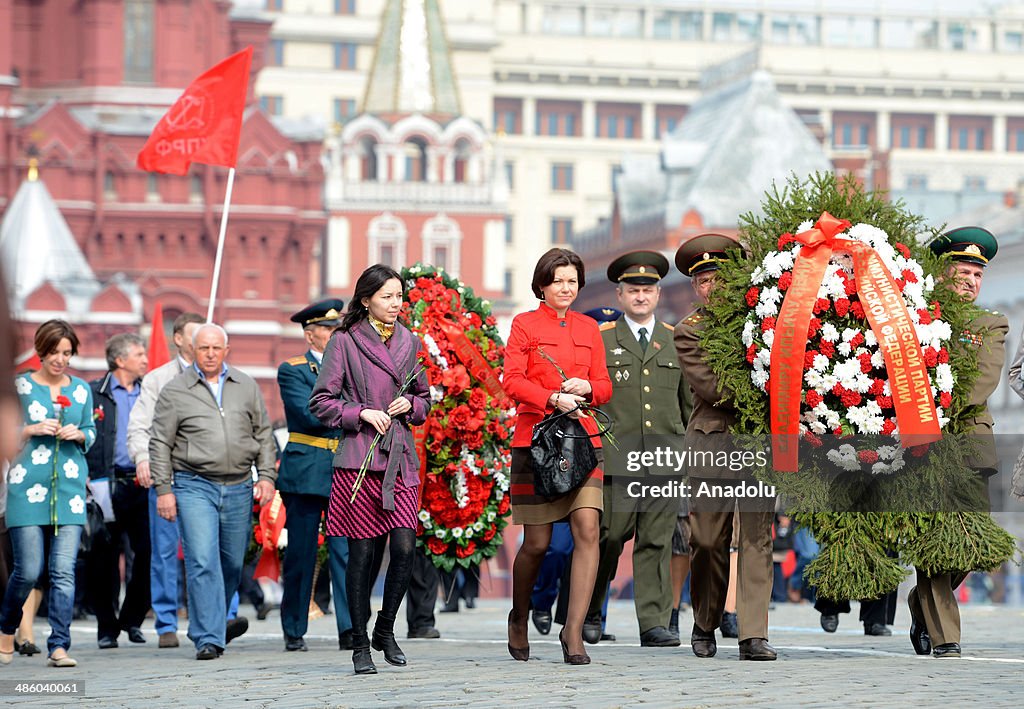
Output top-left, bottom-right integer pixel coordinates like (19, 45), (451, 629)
(615, 370), (623, 382)
(612, 347), (624, 355)
(622, 370), (630, 381)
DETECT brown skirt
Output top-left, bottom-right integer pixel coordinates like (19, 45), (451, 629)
(509, 447), (603, 525)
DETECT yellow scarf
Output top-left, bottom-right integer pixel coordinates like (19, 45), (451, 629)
(368, 314), (395, 343)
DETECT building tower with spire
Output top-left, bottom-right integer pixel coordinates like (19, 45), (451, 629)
(323, 0), (511, 319)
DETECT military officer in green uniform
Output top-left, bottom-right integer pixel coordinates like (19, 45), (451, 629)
(908, 227), (1008, 659)
(277, 299), (352, 652)
(582, 251), (692, 648)
(673, 234), (777, 661)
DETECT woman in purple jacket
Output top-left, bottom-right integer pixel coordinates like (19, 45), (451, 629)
(309, 265), (431, 675)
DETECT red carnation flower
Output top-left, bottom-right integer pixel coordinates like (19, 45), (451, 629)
(909, 444), (930, 458)
(869, 378), (885, 396)
(895, 243), (911, 258)
(55, 395), (72, 409)
(805, 390), (823, 408)
(917, 308), (932, 325)
(804, 350), (819, 371)
(482, 526), (497, 542)
(850, 301), (865, 319)
(841, 390), (862, 407)
(498, 496), (510, 514)
(832, 383), (846, 397)
(902, 269), (918, 284)
(844, 278), (858, 296)
(857, 450), (879, 464)
(819, 340), (835, 358)
(923, 347), (938, 368)
(894, 279), (906, 291)
(813, 298), (830, 314)
(778, 233), (795, 249)
(939, 392), (952, 408)
(456, 541), (477, 558)
(834, 298), (850, 317)
(746, 344), (757, 364)
(778, 272), (793, 291)
(833, 426), (845, 436)
(858, 353), (873, 373)
(746, 287), (760, 307)
(849, 333), (865, 349)
(804, 432), (823, 448)
(761, 316), (777, 332)
(876, 395), (893, 409)
(427, 537), (450, 555)
(938, 348), (949, 364)
(931, 301), (941, 320)
(807, 318), (822, 338)
(881, 418), (897, 436)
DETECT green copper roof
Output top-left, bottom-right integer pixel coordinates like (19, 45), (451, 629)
(362, 0), (462, 117)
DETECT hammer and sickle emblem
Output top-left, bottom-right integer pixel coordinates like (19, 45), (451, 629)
(167, 94), (208, 131)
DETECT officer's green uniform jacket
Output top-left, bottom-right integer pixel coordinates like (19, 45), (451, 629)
(276, 351), (341, 498)
(600, 318), (691, 475)
(961, 309), (1008, 472)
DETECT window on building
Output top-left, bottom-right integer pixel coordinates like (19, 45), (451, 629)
(736, 13), (761, 41)
(1005, 31), (1023, 52)
(334, 98), (356, 125)
(898, 126), (910, 148)
(422, 214), (462, 275)
(146, 174), (160, 201)
(712, 13), (733, 41)
(964, 175), (986, 192)
(975, 127), (986, 150)
(493, 98), (522, 135)
(957, 127), (969, 149)
(947, 23), (979, 51)
(824, 17), (876, 48)
(104, 171), (117, 199)
(267, 0), (282, 10)
(190, 175), (203, 203)
(268, 39), (284, 67)
(881, 19), (938, 49)
(334, 42), (357, 70)
(1015, 129), (1024, 152)
(536, 101), (582, 137)
(588, 9), (642, 38)
(403, 139), (428, 182)
(504, 269), (513, 296)
(550, 217), (573, 245)
(334, 0), (355, 14)
(551, 164), (574, 191)
(260, 95), (283, 116)
(542, 5), (583, 35)
(504, 216), (514, 244)
(653, 11), (702, 40)
(368, 213), (407, 268)
(918, 126), (928, 147)
(656, 105), (687, 138)
(431, 244), (450, 271)
(596, 102), (642, 139)
(503, 161), (515, 190)
(606, 115), (618, 138)
(858, 124), (870, 146)
(611, 164), (623, 192)
(378, 243), (395, 268)
(124, 0), (155, 83)
(906, 174), (928, 190)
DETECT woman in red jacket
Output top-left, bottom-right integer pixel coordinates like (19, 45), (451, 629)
(503, 248), (612, 665)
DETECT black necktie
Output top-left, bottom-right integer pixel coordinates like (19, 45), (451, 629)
(638, 327), (649, 352)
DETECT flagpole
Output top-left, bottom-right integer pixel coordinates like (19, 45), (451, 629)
(206, 167), (236, 323)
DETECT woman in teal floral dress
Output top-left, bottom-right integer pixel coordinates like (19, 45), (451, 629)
(0, 320), (95, 667)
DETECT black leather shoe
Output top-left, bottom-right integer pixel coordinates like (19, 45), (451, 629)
(126, 627), (146, 644)
(864, 623), (892, 637)
(582, 612), (603, 645)
(17, 641), (41, 656)
(669, 608), (680, 636)
(739, 638), (777, 661)
(720, 612), (738, 638)
(820, 614), (839, 633)
(285, 636), (307, 652)
(407, 626), (440, 639)
(256, 602), (273, 621)
(371, 628), (408, 666)
(353, 646), (376, 674)
(908, 593), (931, 656)
(226, 617), (249, 644)
(338, 630), (353, 650)
(691, 624), (717, 658)
(97, 636), (119, 650)
(933, 643), (961, 658)
(196, 644), (219, 660)
(640, 626), (682, 647)
(531, 609), (553, 635)
(600, 633), (617, 642)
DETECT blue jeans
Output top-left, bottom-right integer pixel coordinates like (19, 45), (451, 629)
(0, 525), (82, 654)
(173, 473), (253, 650)
(149, 487), (182, 634)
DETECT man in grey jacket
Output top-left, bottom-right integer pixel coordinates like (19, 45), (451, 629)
(126, 311), (204, 648)
(150, 323), (277, 660)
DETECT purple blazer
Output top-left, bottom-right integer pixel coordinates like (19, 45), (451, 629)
(309, 319), (430, 509)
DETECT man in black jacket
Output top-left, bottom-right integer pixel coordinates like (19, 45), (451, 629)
(84, 332), (150, 648)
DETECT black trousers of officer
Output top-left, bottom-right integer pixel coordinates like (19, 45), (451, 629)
(280, 493), (350, 639)
(87, 476), (151, 639)
(815, 591), (897, 627)
(405, 549), (440, 632)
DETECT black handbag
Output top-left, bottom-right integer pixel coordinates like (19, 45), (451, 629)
(530, 406), (613, 499)
(78, 498), (110, 555)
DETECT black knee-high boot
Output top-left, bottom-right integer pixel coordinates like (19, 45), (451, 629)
(347, 537), (377, 675)
(372, 528), (415, 666)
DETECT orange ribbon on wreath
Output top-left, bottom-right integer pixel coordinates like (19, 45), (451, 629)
(436, 318), (513, 409)
(768, 212), (941, 471)
(254, 491), (286, 581)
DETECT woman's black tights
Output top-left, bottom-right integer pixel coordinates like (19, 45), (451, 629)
(346, 527), (416, 646)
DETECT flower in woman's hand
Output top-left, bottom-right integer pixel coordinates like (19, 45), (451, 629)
(520, 337), (540, 354)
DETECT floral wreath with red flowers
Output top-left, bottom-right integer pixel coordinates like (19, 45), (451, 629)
(401, 264), (515, 572)
(743, 221), (954, 473)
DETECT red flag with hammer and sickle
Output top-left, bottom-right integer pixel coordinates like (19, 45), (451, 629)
(137, 47), (253, 175)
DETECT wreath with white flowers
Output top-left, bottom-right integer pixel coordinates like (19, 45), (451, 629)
(742, 222), (954, 474)
(401, 264), (515, 573)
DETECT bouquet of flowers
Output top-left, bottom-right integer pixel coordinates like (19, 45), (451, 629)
(401, 264), (515, 572)
(698, 172), (1017, 599)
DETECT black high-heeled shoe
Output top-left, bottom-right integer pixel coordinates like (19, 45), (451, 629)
(559, 630), (591, 665)
(352, 646), (377, 675)
(371, 627), (407, 666)
(507, 610), (529, 661)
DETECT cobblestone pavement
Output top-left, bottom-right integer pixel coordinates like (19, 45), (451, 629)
(3, 598), (1022, 708)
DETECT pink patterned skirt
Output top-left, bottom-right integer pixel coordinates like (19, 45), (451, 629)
(326, 468), (419, 539)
